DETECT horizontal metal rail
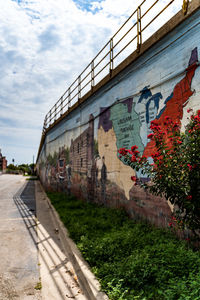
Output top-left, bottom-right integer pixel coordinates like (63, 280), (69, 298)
(43, 0), (182, 131)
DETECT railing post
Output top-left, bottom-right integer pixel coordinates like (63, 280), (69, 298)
(54, 104), (57, 122)
(109, 38), (114, 76)
(68, 87), (71, 108)
(91, 60), (95, 89)
(60, 96), (63, 116)
(49, 109), (52, 125)
(43, 115), (47, 133)
(182, 0), (189, 15)
(137, 6), (142, 53)
(78, 76), (81, 100)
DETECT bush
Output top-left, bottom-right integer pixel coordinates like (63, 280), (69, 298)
(118, 110), (200, 234)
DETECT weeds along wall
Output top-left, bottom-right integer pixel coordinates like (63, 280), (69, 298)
(37, 7), (200, 227)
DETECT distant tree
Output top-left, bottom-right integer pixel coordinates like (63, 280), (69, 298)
(29, 163), (36, 175)
(18, 164), (30, 174)
(7, 163), (35, 175)
(7, 164), (18, 170)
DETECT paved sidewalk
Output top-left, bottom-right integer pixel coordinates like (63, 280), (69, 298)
(0, 175), (41, 300)
(36, 182), (85, 299)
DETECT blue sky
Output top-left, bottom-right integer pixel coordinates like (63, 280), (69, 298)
(74, 0), (104, 12)
(0, 0), (182, 165)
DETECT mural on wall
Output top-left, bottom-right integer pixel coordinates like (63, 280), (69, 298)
(144, 47), (199, 157)
(38, 47), (200, 226)
(98, 48), (199, 196)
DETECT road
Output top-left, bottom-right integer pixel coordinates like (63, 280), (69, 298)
(0, 174), (41, 300)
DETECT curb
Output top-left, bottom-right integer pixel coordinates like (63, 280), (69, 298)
(35, 181), (108, 300)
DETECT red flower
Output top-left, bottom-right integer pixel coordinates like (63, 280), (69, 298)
(173, 122), (179, 129)
(131, 155), (137, 162)
(134, 150), (140, 156)
(164, 116), (172, 124)
(150, 124), (161, 131)
(131, 176), (137, 182)
(151, 152), (160, 158)
(131, 145), (138, 151)
(118, 148), (128, 156)
(127, 149), (133, 155)
(187, 164), (193, 171)
(151, 120), (159, 126)
(147, 133), (154, 139)
(187, 195), (192, 200)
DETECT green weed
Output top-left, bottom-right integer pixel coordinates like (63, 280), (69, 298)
(34, 282), (42, 290)
(47, 192), (200, 299)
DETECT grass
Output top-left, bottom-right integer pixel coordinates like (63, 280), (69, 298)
(34, 281), (42, 290)
(47, 192), (200, 300)
(26, 176), (38, 180)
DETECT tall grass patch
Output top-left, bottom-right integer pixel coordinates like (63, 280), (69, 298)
(47, 192), (200, 299)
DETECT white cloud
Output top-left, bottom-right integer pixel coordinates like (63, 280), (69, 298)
(0, 0), (183, 164)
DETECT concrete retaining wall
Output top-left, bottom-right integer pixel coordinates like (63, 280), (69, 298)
(37, 3), (200, 227)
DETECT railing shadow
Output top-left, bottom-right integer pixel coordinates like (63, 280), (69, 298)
(13, 181), (82, 299)
(13, 181), (38, 247)
(13, 180), (105, 300)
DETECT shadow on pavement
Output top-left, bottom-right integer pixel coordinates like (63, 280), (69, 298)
(13, 181), (83, 299)
(13, 181), (38, 247)
(13, 180), (105, 300)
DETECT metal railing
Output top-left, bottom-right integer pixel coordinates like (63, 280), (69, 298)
(43, 0), (184, 132)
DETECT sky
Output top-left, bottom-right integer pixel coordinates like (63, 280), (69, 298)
(0, 0), (183, 165)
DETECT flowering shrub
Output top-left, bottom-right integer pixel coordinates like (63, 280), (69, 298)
(118, 110), (200, 233)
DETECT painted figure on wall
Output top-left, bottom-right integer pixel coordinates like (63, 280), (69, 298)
(66, 162), (72, 194)
(100, 156), (107, 204)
